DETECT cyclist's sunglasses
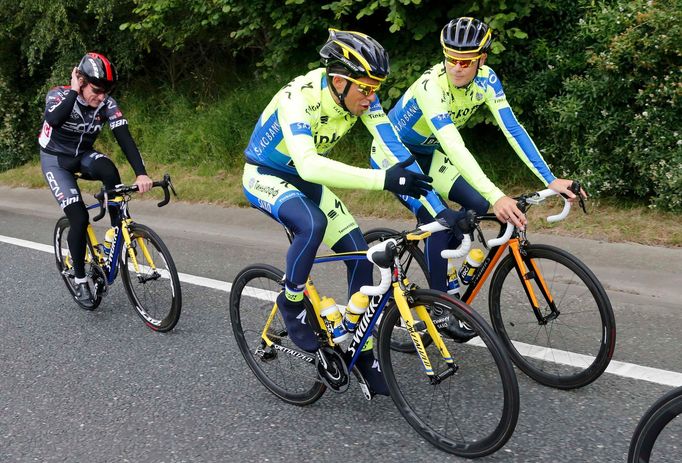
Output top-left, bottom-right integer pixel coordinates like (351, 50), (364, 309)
(329, 73), (381, 96)
(87, 82), (111, 95)
(443, 52), (482, 69)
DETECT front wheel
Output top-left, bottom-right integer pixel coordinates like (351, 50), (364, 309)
(489, 244), (615, 389)
(230, 264), (326, 406)
(120, 223), (182, 332)
(378, 290), (519, 458)
(53, 216), (103, 310)
(628, 386), (682, 463)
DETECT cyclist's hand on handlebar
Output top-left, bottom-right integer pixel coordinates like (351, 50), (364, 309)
(383, 158), (433, 198)
(134, 174), (154, 194)
(548, 178), (588, 202)
(435, 208), (467, 240)
(493, 196), (527, 229)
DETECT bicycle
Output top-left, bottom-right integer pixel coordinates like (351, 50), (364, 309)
(364, 183), (616, 390)
(53, 174), (182, 332)
(628, 386), (682, 462)
(230, 221), (520, 458)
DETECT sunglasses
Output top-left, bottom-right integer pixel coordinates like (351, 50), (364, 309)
(88, 83), (109, 95)
(329, 73), (381, 96)
(443, 52), (482, 69)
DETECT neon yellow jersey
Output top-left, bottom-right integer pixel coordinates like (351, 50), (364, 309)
(388, 63), (556, 204)
(244, 68), (445, 214)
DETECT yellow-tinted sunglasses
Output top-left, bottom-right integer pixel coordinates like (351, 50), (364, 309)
(443, 52), (482, 68)
(329, 73), (381, 96)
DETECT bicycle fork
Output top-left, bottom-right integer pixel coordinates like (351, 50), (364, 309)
(121, 220), (161, 283)
(392, 283), (458, 384)
(508, 239), (559, 324)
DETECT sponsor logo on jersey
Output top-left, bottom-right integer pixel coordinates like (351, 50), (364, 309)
(314, 132), (340, 146)
(252, 121), (282, 155)
(110, 119), (127, 129)
(253, 180), (279, 198)
(305, 102), (321, 115)
(45, 172), (64, 201)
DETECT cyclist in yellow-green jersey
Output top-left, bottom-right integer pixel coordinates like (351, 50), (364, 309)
(371, 17), (585, 340)
(242, 29), (454, 396)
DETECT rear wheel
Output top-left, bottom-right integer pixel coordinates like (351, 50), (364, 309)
(230, 264), (326, 405)
(120, 223), (182, 332)
(489, 244), (615, 389)
(378, 289), (519, 458)
(53, 216), (103, 310)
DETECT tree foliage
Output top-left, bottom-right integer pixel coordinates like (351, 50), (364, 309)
(0, 0), (679, 209)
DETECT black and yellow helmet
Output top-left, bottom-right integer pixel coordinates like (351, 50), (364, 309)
(441, 17), (492, 55)
(320, 29), (390, 82)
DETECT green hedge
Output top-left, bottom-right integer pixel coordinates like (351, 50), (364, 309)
(1, 0), (680, 209)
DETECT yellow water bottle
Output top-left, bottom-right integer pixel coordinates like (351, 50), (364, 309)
(446, 258), (461, 297)
(103, 227), (116, 253)
(458, 248), (485, 285)
(319, 297), (349, 343)
(343, 292), (369, 332)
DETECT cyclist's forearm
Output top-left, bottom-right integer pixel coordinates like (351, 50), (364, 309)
(296, 149), (385, 189)
(112, 124), (147, 176)
(493, 107), (555, 185)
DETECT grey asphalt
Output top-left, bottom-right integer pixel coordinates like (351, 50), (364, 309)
(1, 185), (681, 462)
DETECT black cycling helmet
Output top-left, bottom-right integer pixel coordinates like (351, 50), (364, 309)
(441, 17), (492, 55)
(77, 52), (117, 92)
(320, 28), (390, 82)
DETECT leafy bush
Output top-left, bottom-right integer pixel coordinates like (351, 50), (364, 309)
(533, 0), (681, 209)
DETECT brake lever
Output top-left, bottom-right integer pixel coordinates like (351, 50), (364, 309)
(475, 222), (487, 249)
(93, 189), (108, 222)
(167, 176), (178, 197)
(570, 180), (588, 214)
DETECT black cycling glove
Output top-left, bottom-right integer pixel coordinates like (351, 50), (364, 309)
(383, 158), (433, 198)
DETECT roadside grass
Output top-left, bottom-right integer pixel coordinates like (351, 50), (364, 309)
(3, 160), (680, 247)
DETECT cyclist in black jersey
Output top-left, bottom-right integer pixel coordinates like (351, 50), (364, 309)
(39, 52), (153, 304)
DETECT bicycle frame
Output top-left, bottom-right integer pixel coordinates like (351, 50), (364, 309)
(84, 196), (157, 286)
(458, 215), (558, 325)
(259, 249), (455, 379)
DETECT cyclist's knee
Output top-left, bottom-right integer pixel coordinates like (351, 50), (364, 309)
(89, 155), (122, 189)
(64, 202), (89, 230)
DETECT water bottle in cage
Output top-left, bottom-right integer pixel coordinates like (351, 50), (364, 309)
(319, 297), (349, 343)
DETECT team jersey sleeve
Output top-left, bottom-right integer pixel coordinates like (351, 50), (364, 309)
(484, 69), (555, 185)
(43, 87), (78, 127)
(362, 98), (445, 215)
(413, 73), (505, 205)
(105, 98), (147, 176)
(277, 91), (386, 190)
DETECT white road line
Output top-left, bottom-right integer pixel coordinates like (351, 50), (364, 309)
(2, 233), (680, 387)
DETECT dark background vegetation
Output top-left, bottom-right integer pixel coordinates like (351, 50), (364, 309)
(0, 0), (679, 209)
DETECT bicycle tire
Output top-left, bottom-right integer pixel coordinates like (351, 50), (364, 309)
(363, 228), (433, 353)
(53, 216), (103, 310)
(120, 223), (182, 332)
(489, 244), (615, 389)
(378, 289), (519, 458)
(628, 386), (682, 463)
(230, 264), (326, 406)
